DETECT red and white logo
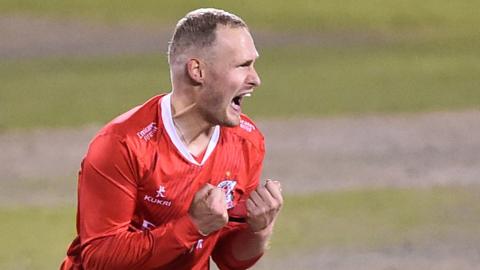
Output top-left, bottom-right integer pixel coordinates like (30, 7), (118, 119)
(144, 185), (171, 206)
(240, 119), (255, 132)
(217, 180), (237, 209)
(137, 122), (157, 141)
(156, 185), (166, 198)
(142, 219), (156, 230)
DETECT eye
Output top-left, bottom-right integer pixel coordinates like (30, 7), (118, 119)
(238, 60), (253, 68)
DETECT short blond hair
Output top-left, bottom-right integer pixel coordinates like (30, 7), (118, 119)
(168, 8), (247, 64)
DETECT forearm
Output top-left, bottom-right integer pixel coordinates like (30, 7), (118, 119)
(81, 215), (202, 269)
(82, 230), (154, 269)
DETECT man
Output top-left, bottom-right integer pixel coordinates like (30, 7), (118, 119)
(61, 8), (283, 270)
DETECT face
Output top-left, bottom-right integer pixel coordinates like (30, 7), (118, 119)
(197, 26), (261, 127)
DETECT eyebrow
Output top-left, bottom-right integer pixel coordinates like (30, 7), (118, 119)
(237, 52), (259, 67)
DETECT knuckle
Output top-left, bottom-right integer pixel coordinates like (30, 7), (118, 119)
(252, 208), (262, 216)
(266, 198), (276, 208)
(265, 180), (274, 188)
(215, 205), (226, 215)
(212, 188), (222, 196)
(271, 201), (279, 209)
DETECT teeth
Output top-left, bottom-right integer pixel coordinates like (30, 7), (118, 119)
(232, 93), (252, 107)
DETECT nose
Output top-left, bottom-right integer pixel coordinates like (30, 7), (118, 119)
(248, 67), (261, 88)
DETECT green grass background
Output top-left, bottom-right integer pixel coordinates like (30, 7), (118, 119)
(1, 187), (479, 269)
(1, 0), (479, 32)
(1, 42), (480, 129)
(1, 1), (480, 269)
(1, 0), (480, 129)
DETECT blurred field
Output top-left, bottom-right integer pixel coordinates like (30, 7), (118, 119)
(0, 207), (75, 270)
(1, 187), (480, 269)
(1, 0), (479, 32)
(1, 43), (480, 129)
(1, 1), (480, 269)
(1, 1), (480, 129)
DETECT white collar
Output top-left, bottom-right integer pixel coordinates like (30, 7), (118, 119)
(161, 93), (220, 166)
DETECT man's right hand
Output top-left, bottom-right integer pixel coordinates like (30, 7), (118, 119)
(189, 184), (228, 235)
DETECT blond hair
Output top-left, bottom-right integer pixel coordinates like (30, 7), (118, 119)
(168, 8), (247, 64)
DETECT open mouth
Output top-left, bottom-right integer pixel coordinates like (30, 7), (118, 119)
(231, 92), (252, 113)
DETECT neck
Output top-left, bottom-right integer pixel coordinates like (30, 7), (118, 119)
(170, 91), (215, 155)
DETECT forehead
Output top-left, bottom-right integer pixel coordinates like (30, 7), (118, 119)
(211, 26), (259, 60)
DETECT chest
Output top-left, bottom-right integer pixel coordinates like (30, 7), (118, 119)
(135, 142), (250, 229)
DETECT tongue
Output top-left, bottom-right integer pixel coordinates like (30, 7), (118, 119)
(231, 100), (241, 113)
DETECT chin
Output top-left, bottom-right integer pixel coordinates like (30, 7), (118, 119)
(221, 114), (241, 127)
(210, 108), (241, 127)
(220, 119), (240, 127)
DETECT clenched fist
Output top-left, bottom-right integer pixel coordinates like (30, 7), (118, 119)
(246, 180), (283, 232)
(189, 184), (229, 235)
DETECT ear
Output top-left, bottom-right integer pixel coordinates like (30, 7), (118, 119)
(186, 58), (204, 85)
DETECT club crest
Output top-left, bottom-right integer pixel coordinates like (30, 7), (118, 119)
(217, 180), (237, 209)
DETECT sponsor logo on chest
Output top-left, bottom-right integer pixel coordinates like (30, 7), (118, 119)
(144, 185), (172, 207)
(137, 122), (157, 141)
(143, 172), (238, 209)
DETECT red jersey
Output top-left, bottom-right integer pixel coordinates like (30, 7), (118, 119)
(61, 94), (265, 270)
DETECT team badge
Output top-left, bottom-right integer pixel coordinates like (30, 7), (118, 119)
(217, 178), (237, 209)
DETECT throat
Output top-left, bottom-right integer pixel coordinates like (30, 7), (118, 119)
(192, 148), (208, 163)
(184, 134), (211, 157)
(173, 120), (214, 156)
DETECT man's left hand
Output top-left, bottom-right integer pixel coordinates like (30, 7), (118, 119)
(246, 180), (283, 232)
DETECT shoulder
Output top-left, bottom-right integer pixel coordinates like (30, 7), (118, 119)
(223, 114), (265, 152)
(93, 95), (165, 146)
